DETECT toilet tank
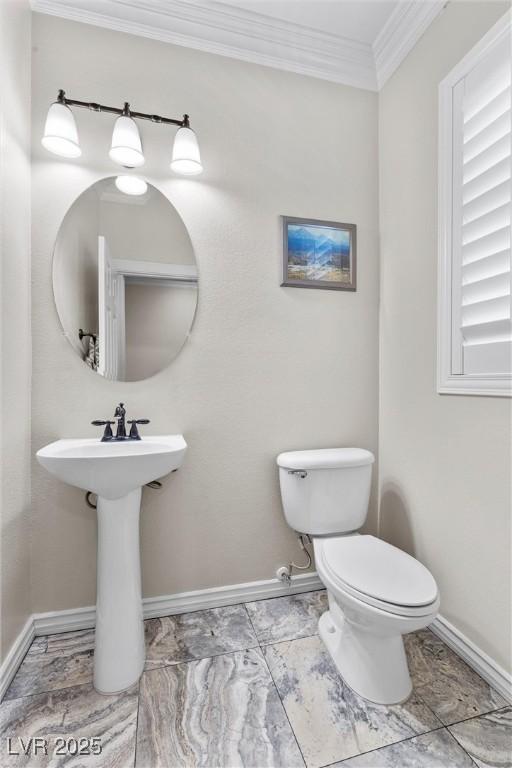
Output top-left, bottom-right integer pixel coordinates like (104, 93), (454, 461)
(277, 448), (374, 535)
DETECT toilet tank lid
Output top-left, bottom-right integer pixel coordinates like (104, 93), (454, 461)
(277, 447), (375, 470)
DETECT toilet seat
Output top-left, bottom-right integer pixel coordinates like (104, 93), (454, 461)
(315, 535), (439, 618)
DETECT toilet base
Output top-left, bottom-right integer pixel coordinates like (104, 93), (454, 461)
(318, 610), (412, 705)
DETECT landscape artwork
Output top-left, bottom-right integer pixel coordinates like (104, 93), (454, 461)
(281, 216), (356, 291)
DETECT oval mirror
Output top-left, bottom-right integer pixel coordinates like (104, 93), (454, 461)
(53, 178), (198, 381)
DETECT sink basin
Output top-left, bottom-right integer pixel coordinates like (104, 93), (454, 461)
(37, 435), (187, 499)
(36, 434), (187, 695)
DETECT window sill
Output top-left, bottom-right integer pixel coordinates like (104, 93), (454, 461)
(437, 375), (512, 397)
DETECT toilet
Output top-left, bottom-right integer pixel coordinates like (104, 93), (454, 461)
(277, 447), (440, 705)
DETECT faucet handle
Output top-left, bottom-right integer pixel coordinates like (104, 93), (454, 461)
(127, 419), (150, 440)
(92, 420), (114, 441)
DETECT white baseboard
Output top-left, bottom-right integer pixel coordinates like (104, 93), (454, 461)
(0, 618), (35, 702)
(33, 605), (96, 636)
(4, 578), (510, 709)
(2, 572), (322, 701)
(430, 615), (512, 703)
(33, 571), (324, 634)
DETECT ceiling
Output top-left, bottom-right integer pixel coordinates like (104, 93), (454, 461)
(218, 1), (398, 44)
(30, 0), (448, 90)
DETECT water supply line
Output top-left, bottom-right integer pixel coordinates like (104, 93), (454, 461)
(276, 534), (312, 585)
(84, 480), (163, 509)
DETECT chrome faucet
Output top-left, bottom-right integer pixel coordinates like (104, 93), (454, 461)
(92, 403), (150, 442)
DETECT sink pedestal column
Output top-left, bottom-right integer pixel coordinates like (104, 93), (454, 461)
(94, 487), (145, 694)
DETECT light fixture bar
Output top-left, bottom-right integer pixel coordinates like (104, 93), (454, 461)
(56, 89), (190, 128)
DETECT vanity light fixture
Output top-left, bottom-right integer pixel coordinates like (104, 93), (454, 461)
(109, 108), (145, 168)
(42, 90), (203, 175)
(41, 99), (81, 158)
(115, 175), (148, 196)
(170, 126), (202, 176)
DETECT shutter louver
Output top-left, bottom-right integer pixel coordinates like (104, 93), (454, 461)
(453, 34), (512, 376)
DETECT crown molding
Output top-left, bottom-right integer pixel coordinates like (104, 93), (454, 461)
(373, 0), (448, 89)
(30, 0), (378, 91)
(31, 0), (448, 92)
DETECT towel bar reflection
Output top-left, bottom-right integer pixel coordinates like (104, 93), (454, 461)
(79, 329), (97, 343)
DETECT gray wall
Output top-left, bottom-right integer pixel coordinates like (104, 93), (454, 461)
(31, 13), (380, 612)
(378, 1), (511, 671)
(0, 0), (32, 662)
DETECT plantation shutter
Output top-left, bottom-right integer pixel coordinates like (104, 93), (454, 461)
(451, 33), (511, 376)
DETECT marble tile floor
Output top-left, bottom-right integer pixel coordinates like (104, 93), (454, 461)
(0, 590), (509, 768)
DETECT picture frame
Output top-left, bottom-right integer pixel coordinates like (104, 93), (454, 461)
(281, 216), (357, 291)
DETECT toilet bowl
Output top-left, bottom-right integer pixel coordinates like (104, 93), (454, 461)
(314, 534), (439, 703)
(277, 447), (439, 705)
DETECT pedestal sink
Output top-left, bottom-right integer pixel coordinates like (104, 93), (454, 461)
(36, 435), (187, 694)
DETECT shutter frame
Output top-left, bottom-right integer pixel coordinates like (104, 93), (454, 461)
(437, 10), (512, 396)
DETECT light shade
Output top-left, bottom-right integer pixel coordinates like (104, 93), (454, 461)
(115, 175), (148, 196)
(109, 115), (145, 168)
(170, 127), (202, 175)
(41, 102), (81, 158)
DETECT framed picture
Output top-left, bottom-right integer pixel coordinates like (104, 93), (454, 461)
(281, 216), (357, 291)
